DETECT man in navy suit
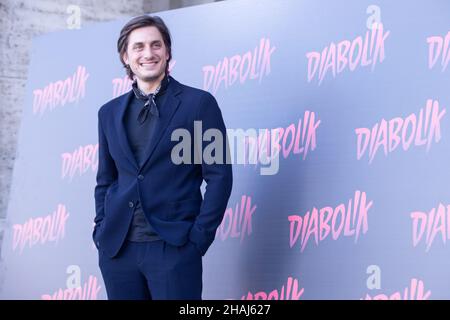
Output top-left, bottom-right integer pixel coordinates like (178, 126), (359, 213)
(93, 15), (233, 300)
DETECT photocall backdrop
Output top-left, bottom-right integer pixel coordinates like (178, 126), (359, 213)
(1, 0), (449, 299)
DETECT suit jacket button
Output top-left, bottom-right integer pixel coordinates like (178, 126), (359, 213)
(138, 175), (144, 180)
(128, 201), (134, 208)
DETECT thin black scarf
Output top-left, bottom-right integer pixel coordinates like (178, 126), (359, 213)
(132, 75), (170, 124)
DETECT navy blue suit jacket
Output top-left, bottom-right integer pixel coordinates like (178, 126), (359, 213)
(93, 76), (233, 258)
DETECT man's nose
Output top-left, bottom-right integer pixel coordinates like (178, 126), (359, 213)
(142, 45), (155, 58)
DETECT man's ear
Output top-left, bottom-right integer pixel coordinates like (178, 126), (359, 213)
(123, 52), (129, 65)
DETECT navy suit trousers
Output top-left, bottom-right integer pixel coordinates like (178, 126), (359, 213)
(98, 240), (202, 300)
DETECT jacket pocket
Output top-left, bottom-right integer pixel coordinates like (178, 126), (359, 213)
(168, 198), (202, 220)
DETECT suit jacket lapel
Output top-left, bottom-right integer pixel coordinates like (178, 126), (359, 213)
(140, 77), (182, 170)
(115, 90), (139, 170)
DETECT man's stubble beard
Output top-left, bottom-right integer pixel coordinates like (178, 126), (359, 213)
(135, 68), (166, 83)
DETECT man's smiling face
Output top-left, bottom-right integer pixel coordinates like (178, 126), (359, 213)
(123, 26), (169, 85)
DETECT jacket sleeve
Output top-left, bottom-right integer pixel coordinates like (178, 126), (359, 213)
(93, 110), (118, 234)
(189, 92), (233, 256)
